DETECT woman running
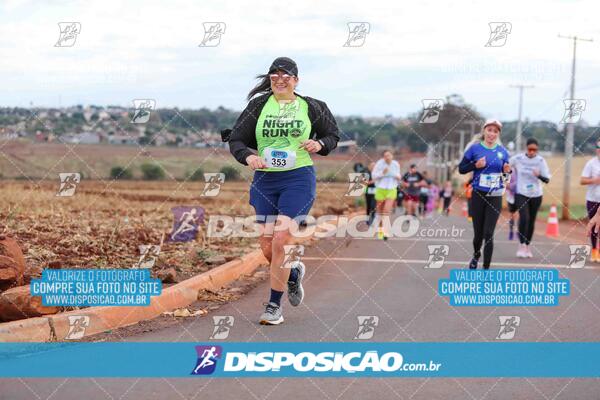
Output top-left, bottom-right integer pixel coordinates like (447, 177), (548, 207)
(226, 57), (340, 324)
(402, 164), (425, 216)
(440, 180), (453, 216)
(372, 150), (401, 240)
(510, 138), (550, 258)
(458, 119), (511, 269)
(580, 139), (600, 262)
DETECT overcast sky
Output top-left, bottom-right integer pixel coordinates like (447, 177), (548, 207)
(1, 0), (600, 123)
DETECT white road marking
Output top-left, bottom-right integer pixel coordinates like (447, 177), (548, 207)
(352, 237), (575, 245)
(302, 257), (600, 270)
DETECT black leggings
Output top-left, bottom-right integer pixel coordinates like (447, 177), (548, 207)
(365, 193), (376, 224)
(514, 194), (542, 245)
(471, 190), (502, 268)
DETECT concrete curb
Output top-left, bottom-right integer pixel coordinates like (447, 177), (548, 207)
(0, 211), (363, 342)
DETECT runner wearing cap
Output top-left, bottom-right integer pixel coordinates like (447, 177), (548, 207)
(225, 57), (340, 324)
(459, 119), (511, 269)
(510, 138), (550, 258)
(580, 139), (600, 262)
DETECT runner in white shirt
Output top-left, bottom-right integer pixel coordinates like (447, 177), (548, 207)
(509, 138), (550, 258)
(371, 150), (401, 240)
(581, 139), (600, 262)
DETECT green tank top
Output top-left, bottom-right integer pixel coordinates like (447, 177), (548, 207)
(255, 95), (313, 172)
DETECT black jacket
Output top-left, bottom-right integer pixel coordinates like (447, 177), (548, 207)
(223, 93), (340, 165)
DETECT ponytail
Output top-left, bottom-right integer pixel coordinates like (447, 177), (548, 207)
(247, 74), (272, 101)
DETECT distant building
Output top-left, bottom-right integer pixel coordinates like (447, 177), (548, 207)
(108, 134), (137, 145)
(58, 132), (101, 144)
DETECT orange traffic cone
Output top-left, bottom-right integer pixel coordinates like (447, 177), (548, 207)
(546, 205), (559, 238)
(462, 202), (468, 218)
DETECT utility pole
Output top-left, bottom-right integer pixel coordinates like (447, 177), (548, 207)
(458, 129), (466, 153)
(558, 34), (593, 220)
(509, 84), (534, 153)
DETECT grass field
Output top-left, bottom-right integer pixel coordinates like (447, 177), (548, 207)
(0, 180), (357, 280)
(0, 140), (363, 181)
(543, 156), (589, 214)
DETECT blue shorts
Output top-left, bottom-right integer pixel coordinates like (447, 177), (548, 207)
(249, 166), (316, 223)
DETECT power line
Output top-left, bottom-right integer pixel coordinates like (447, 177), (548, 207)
(558, 34), (593, 220)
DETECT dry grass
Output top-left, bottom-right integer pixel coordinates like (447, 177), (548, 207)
(0, 180), (356, 279)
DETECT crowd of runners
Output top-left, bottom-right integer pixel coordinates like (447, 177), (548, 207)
(223, 56), (600, 325)
(356, 157), (454, 240)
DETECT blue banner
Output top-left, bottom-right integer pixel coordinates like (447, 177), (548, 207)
(30, 269), (162, 307)
(439, 269), (569, 306)
(1, 342), (599, 377)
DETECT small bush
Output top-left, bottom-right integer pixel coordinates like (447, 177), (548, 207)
(320, 172), (341, 183)
(140, 163), (165, 180)
(186, 167), (205, 181)
(110, 166), (133, 180)
(220, 165), (240, 181)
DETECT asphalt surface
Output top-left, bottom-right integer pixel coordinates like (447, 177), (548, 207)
(3, 206), (600, 399)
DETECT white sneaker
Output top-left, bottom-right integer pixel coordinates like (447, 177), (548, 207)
(525, 246), (533, 258)
(516, 245), (526, 258)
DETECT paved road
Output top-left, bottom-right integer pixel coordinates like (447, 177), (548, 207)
(3, 207), (600, 399)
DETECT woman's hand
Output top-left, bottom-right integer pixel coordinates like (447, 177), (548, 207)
(475, 157), (486, 169)
(503, 163), (512, 174)
(300, 140), (323, 153)
(246, 154), (267, 170)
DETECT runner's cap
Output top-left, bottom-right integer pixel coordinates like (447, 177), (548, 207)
(483, 119), (502, 131)
(268, 57), (298, 76)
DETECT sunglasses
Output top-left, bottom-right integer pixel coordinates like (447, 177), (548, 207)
(527, 147), (538, 152)
(269, 73), (294, 83)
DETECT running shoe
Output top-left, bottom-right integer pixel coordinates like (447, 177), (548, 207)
(591, 248), (599, 262)
(516, 244), (527, 258)
(259, 302), (284, 325)
(468, 258), (478, 269)
(525, 246), (533, 258)
(287, 262), (305, 307)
